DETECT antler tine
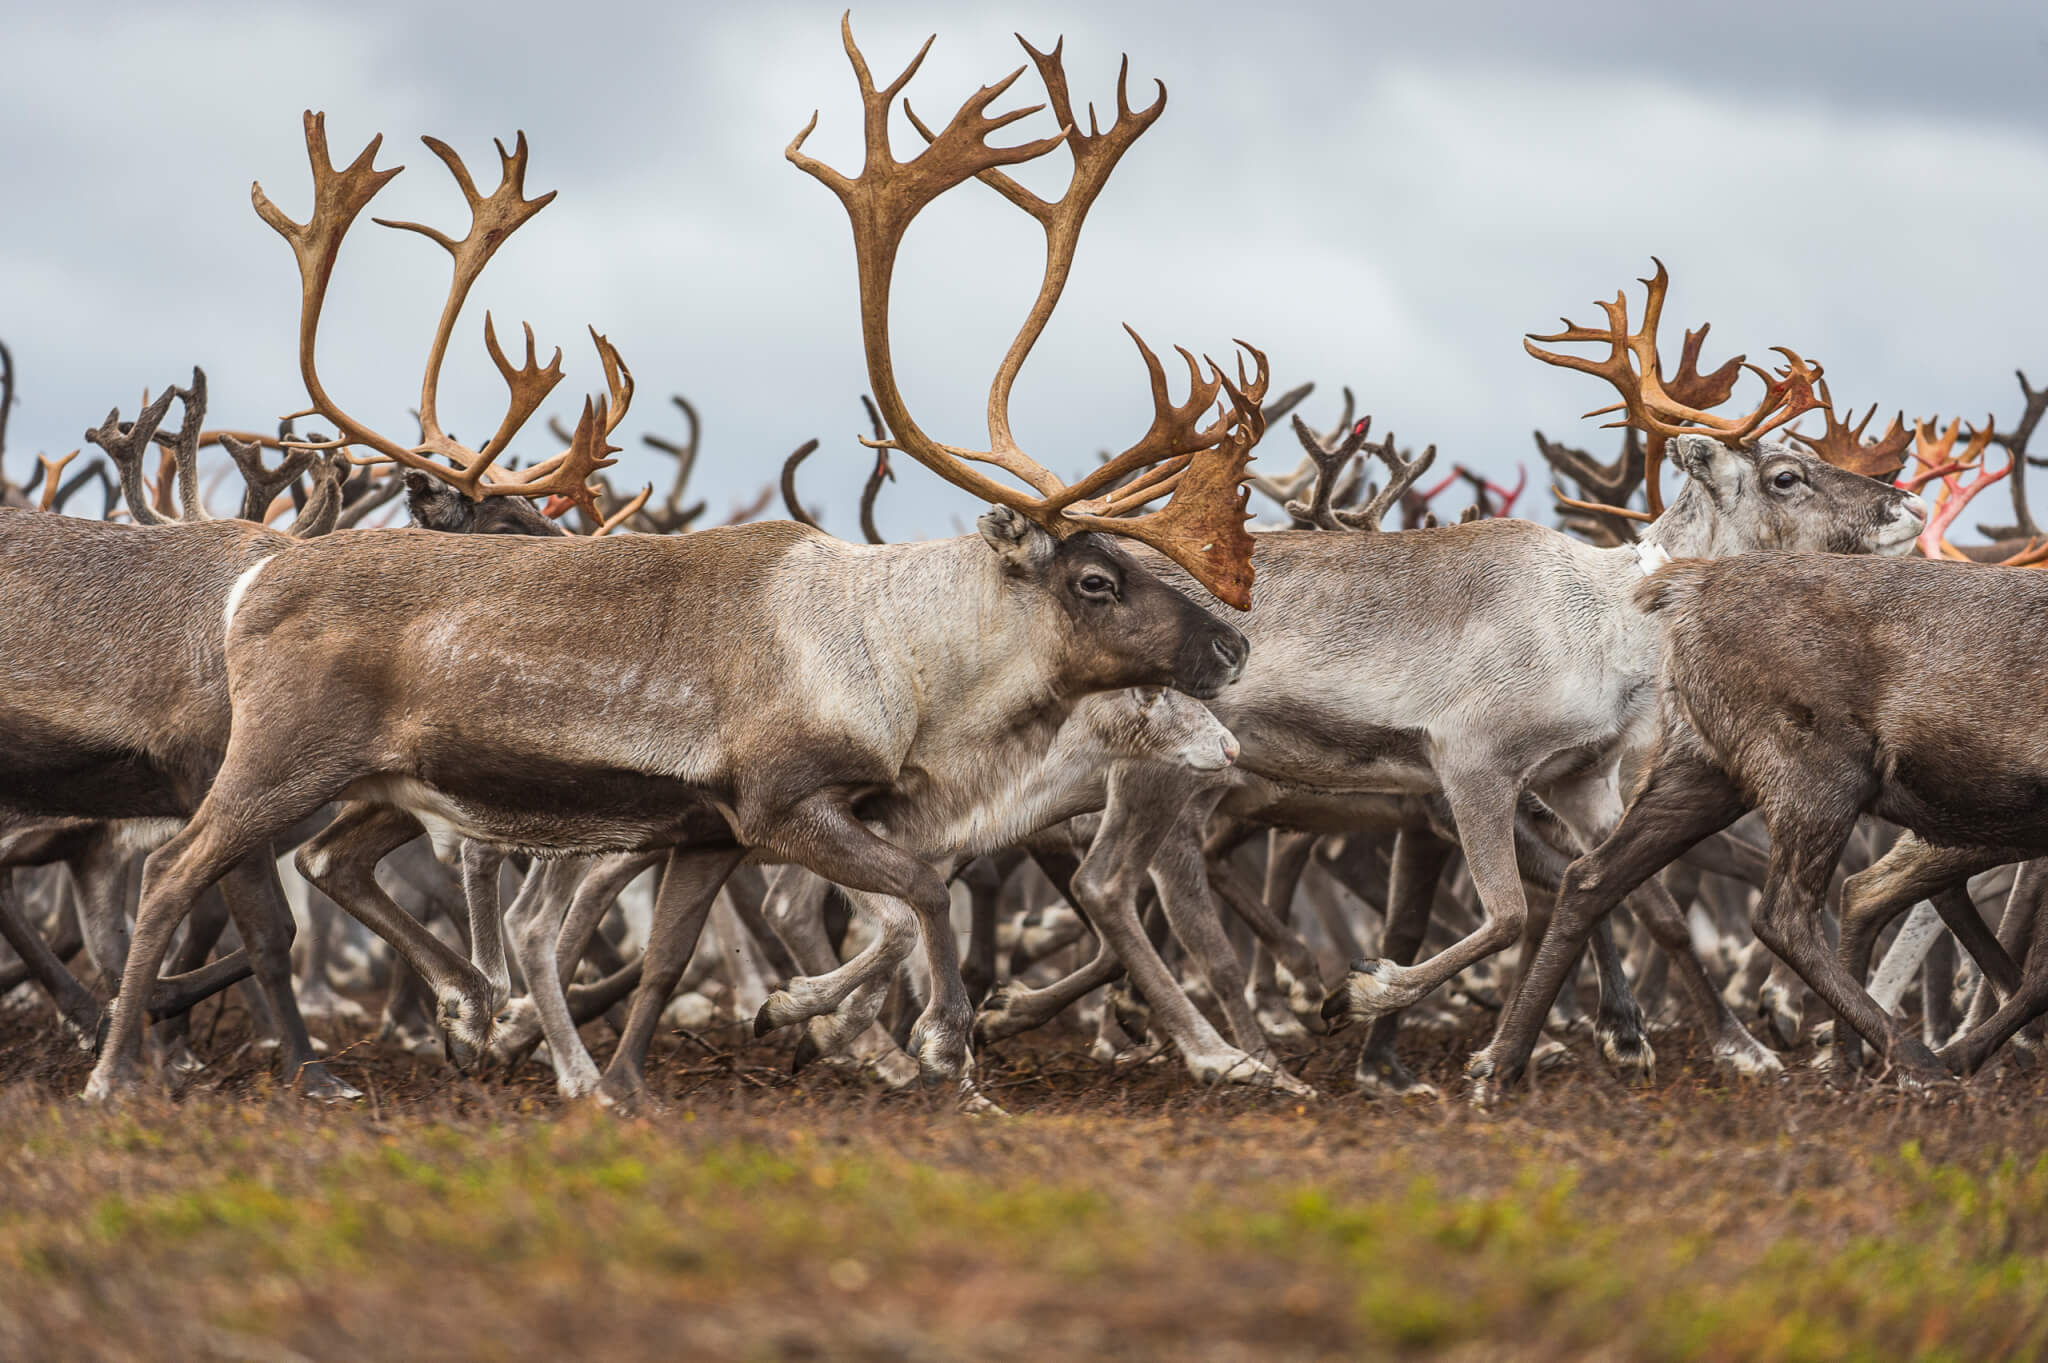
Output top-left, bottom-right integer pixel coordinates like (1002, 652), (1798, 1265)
(641, 394), (703, 516)
(220, 432), (317, 522)
(284, 449), (350, 538)
(860, 445), (896, 547)
(85, 389), (180, 526)
(1790, 379), (1911, 481)
(1915, 416), (2006, 561)
(258, 111), (622, 515)
(792, 14), (1069, 511)
(0, 339), (13, 483)
(1282, 413), (1372, 530)
(1341, 435), (1437, 532)
(373, 131), (560, 470)
(253, 112), (418, 474)
(780, 439), (825, 530)
(35, 451), (79, 513)
(908, 37), (1167, 484)
(1979, 370), (2048, 542)
(146, 368), (210, 521)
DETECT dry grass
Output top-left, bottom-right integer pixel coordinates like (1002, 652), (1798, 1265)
(4, 1002), (2048, 1362)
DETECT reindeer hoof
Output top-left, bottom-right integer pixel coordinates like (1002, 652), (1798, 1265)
(296, 1062), (363, 1103)
(791, 1032), (822, 1074)
(1598, 1025), (1657, 1085)
(1354, 1051), (1438, 1100)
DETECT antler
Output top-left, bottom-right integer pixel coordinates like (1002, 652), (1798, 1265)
(1789, 381), (1911, 481)
(1251, 384), (1344, 510)
(1977, 369), (2048, 542)
(1911, 417), (2012, 561)
(790, 18), (1266, 607)
(251, 112), (629, 516)
(1525, 259), (1825, 516)
(1283, 413), (1374, 530)
(1349, 431), (1438, 532)
(85, 389), (180, 526)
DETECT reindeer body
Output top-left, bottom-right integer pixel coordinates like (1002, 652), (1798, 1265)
(0, 510), (286, 817)
(84, 514), (1246, 1100)
(1474, 553), (2048, 1095)
(1149, 436), (1925, 1080)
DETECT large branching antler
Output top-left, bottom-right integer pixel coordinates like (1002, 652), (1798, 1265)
(1525, 259), (1824, 517)
(789, 17), (1266, 607)
(251, 111), (631, 522)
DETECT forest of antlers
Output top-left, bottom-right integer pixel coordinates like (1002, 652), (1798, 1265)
(8, 16), (2048, 1124)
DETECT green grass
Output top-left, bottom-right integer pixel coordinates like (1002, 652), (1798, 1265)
(5, 1078), (2048, 1361)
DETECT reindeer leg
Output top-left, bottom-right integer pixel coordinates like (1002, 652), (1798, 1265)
(67, 829), (134, 992)
(297, 804), (499, 1067)
(1346, 829), (1452, 1098)
(459, 842), (513, 1011)
(1470, 749), (1749, 1101)
(599, 848), (746, 1109)
(1063, 767), (1278, 1091)
(216, 851), (358, 1100)
(500, 860), (598, 1096)
(1938, 867), (2048, 1074)
(956, 857), (1003, 1008)
(0, 870), (102, 1047)
(1752, 807), (1946, 1086)
(1334, 763), (1528, 1023)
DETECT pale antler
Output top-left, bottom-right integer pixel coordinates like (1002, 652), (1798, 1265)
(251, 112), (629, 520)
(790, 17), (1266, 607)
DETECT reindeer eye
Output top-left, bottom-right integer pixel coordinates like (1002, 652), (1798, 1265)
(1079, 573), (1116, 598)
(1772, 470), (1800, 490)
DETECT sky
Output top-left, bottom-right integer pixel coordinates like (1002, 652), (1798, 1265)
(3, 0), (2045, 538)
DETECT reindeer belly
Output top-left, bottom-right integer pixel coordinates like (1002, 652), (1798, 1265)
(1874, 751), (2048, 852)
(350, 753), (738, 857)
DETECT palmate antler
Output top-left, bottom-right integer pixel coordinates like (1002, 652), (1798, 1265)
(789, 17), (1268, 607)
(1788, 382), (1912, 481)
(251, 112), (631, 523)
(1525, 259), (1825, 517)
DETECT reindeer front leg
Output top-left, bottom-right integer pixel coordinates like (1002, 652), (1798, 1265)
(749, 794), (973, 1098)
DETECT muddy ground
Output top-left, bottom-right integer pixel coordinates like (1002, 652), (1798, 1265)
(2, 996), (2046, 1362)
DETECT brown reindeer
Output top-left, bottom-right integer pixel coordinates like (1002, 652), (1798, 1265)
(83, 24), (1265, 1103)
(1473, 552), (2048, 1096)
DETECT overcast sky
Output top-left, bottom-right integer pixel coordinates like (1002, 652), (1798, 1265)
(4, 1), (2045, 537)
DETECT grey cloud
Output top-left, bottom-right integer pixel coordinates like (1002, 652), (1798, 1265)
(3, 0), (2044, 540)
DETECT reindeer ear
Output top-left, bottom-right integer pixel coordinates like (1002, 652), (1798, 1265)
(1668, 433), (1746, 498)
(978, 506), (1055, 576)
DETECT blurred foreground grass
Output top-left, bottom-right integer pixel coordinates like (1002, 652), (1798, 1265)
(4, 1069), (2048, 1363)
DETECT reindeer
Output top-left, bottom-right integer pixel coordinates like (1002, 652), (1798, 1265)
(81, 26), (1266, 1105)
(1201, 263), (1925, 1089)
(1472, 551), (2048, 1097)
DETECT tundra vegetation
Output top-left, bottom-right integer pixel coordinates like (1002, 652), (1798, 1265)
(5, 16), (2048, 1362)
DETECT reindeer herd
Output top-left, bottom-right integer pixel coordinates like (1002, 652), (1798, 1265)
(3, 20), (2045, 1116)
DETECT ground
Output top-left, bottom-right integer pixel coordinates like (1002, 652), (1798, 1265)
(3, 1002), (2047, 1363)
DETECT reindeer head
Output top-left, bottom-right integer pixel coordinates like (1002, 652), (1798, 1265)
(1527, 260), (1925, 560)
(404, 470), (566, 536)
(980, 509), (1248, 701)
(1659, 433), (1925, 558)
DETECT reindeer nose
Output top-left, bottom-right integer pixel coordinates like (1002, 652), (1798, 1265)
(1211, 633), (1247, 674)
(1221, 734), (1240, 765)
(1899, 493), (1927, 524)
